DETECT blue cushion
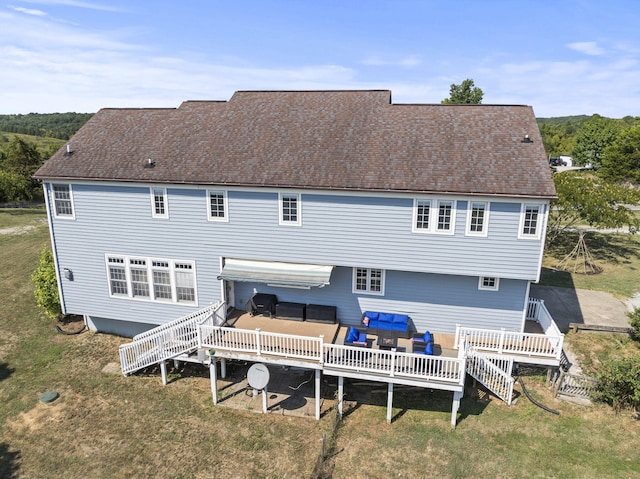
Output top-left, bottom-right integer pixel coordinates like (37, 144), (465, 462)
(357, 333), (367, 343)
(391, 314), (408, 324)
(386, 322), (405, 332)
(423, 331), (433, 343)
(424, 342), (434, 355)
(378, 313), (394, 323)
(346, 327), (359, 343)
(364, 311), (379, 321)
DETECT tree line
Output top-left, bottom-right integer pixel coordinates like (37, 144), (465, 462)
(0, 112), (93, 140)
(1, 104), (640, 210)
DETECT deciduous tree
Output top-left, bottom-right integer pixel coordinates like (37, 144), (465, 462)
(441, 78), (483, 104)
(572, 115), (619, 167)
(547, 171), (640, 244)
(599, 124), (640, 184)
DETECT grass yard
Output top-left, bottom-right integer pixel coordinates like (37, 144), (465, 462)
(1, 210), (639, 478)
(541, 230), (640, 298)
(0, 208), (47, 230)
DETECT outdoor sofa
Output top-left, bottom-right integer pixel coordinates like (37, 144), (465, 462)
(361, 311), (411, 339)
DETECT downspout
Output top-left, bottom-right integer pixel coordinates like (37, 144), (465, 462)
(42, 182), (67, 316)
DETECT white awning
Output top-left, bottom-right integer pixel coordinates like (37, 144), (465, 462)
(218, 259), (333, 288)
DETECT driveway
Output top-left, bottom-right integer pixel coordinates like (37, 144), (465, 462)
(530, 284), (632, 333)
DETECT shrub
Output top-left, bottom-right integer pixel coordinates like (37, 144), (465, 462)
(592, 355), (640, 412)
(31, 247), (62, 320)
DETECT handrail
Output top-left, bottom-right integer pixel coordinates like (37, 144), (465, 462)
(455, 325), (563, 359)
(200, 324), (465, 385)
(119, 301), (225, 375)
(323, 344), (465, 385)
(200, 326), (324, 362)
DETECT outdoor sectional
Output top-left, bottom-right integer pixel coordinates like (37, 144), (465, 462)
(361, 311), (411, 339)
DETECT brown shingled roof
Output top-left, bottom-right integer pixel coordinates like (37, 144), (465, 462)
(34, 90), (556, 198)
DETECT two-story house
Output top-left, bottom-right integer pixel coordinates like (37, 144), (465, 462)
(35, 90), (561, 424)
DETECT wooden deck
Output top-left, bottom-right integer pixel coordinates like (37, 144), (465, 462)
(224, 310), (458, 356)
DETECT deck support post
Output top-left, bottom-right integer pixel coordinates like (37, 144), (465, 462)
(160, 360), (168, 385)
(386, 382), (394, 423)
(173, 359), (179, 370)
(220, 358), (227, 379)
(262, 386), (268, 414)
(209, 358), (218, 404)
(315, 369), (321, 420)
(337, 376), (344, 417)
(451, 391), (463, 428)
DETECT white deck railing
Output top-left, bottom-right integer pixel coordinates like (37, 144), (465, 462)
(200, 325), (465, 385)
(528, 297), (563, 339)
(454, 298), (564, 362)
(199, 326), (324, 363)
(455, 325), (563, 360)
(119, 301), (226, 375)
(466, 351), (514, 404)
(324, 344), (465, 385)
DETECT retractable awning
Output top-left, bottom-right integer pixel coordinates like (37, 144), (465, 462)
(217, 259), (333, 288)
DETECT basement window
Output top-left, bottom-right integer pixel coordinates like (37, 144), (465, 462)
(478, 276), (500, 291)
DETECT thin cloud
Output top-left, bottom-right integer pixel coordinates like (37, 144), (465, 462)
(19, 0), (124, 12)
(567, 41), (605, 56)
(362, 55), (422, 67)
(9, 5), (47, 16)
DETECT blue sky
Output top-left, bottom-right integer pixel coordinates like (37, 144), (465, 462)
(1, 0), (639, 117)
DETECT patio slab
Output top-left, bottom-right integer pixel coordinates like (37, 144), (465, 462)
(530, 284), (631, 332)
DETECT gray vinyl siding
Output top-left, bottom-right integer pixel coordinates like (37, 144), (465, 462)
(47, 182), (544, 330)
(235, 268), (528, 334)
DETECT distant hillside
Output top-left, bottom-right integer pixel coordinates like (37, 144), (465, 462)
(0, 132), (65, 158)
(0, 112), (93, 140)
(537, 115), (590, 125)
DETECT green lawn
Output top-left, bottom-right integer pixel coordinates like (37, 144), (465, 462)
(1, 210), (639, 478)
(0, 207), (46, 230)
(541, 230), (640, 298)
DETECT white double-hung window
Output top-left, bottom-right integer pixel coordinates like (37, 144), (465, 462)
(279, 193), (301, 226)
(466, 201), (489, 236)
(207, 190), (228, 222)
(106, 255), (197, 305)
(52, 184), (75, 219)
(412, 198), (456, 234)
(519, 203), (543, 239)
(151, 187), (168, 218)
(352, 267), (385, 295)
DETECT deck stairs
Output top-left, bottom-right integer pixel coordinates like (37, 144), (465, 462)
(119, 301), (226, 376)
(465, 348), (515, 404)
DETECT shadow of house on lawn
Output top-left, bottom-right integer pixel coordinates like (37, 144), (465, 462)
(0, 443), (20, 479)
(0, 362), (15, 382)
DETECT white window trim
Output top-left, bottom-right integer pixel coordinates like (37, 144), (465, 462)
(352, 267), (386, 296)
(465, 201), (489, 237)
(151, 187), (169, 219)
(52, 183), (76, 220)
(104, 254), (198, 305)
(279, 192), (301, 226)
(435, 199), (456, 235)
(478, 276), (500, 291)
(412, 198), (456, 234)
(518, 203), (543, 240)
(412, 198), (432, 233)
(206, 189), (229, 222)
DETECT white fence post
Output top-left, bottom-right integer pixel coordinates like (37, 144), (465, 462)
(498, 328), (505, 354)
(255, 328), (261, 356)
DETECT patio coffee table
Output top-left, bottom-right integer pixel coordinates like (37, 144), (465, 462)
(377, 333), (397, 350)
